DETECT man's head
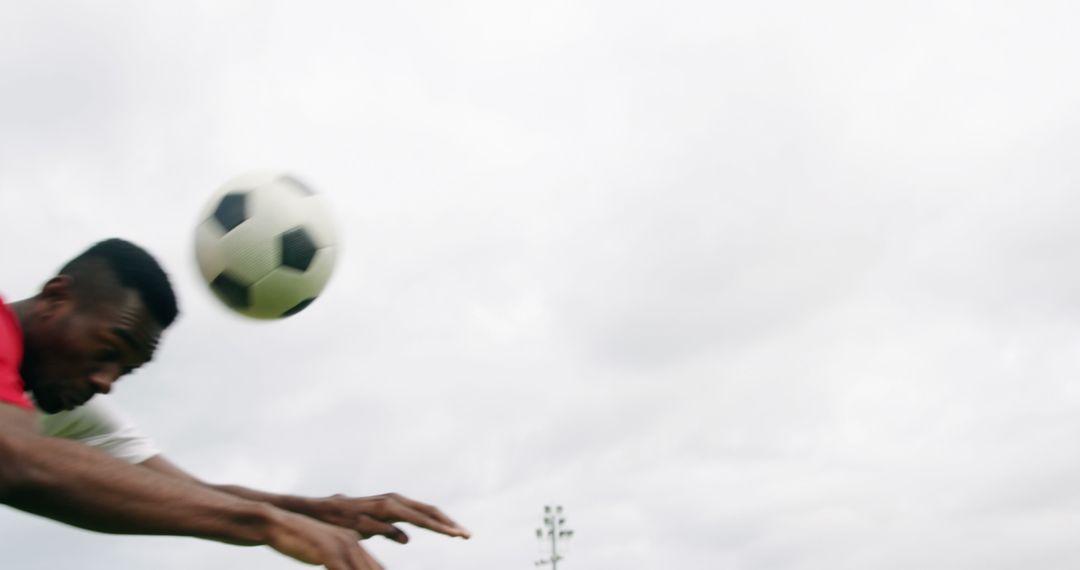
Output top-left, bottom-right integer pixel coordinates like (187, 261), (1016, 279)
(20, 239), (178, 413)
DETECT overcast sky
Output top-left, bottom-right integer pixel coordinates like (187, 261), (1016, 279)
(2, 1), (1080, 569)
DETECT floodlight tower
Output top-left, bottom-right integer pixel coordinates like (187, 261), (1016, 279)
(535, 505), (574, 569)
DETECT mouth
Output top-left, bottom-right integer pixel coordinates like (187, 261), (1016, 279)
(57, 394), (75, 411)
(59, 391), (91, 411)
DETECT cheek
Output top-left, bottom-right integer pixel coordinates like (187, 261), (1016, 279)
(38, 342), (92, 380)
(51, 330), (92, 362)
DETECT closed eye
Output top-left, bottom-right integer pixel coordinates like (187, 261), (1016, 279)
(96, 349), (121, 363)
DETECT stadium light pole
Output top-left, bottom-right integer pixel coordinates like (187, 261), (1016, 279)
(535, 505), (574, 569)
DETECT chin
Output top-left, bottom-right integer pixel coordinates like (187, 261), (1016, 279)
(32, 391), (63, 414)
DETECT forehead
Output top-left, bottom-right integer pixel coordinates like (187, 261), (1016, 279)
(88, 289), (163, 349)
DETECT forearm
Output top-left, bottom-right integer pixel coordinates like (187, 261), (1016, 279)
(209, 483), (326, 518)
(138, 455), (327, 519)
(139, 455), (471, 542)
(0, 431), (278, 543)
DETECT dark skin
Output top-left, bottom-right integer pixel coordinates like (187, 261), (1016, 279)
(141, 455), (471, 545)
(17, 277), (471, 545)
(14, 277), (160, 413)
(1, 275), (397, 569)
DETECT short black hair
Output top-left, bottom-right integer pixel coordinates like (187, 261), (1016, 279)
(58, 238), (179, 328)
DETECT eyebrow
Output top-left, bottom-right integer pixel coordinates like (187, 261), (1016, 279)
(111, 327), (148, 355)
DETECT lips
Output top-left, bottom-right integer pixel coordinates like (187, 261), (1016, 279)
(72, 391), (92, 408)
(58, 390), (91, 411)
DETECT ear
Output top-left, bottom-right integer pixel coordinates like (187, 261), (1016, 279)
(36, 276), (75, 319)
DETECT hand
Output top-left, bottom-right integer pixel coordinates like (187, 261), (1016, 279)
(312, 492), (471, 544)
(265, 508), (384, 570)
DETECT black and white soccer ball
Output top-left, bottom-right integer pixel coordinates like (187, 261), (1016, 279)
(194, 171), (337, 319)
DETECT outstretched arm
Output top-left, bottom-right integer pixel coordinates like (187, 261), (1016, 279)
(141, 454), (472, 544)
(0, 404), (382, 570)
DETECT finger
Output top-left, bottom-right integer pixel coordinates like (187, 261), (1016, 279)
(344, 530), (371, 570)
(392, 496), (471, 538)
(355, 517), (410, 544)
(327, 537), (375, 570)
(392, 495), (471, 535)
(355, 542), (384, 570)
(382, 499), (471, 539)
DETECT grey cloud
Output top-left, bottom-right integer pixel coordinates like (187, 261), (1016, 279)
(5, 1), (1080, 570)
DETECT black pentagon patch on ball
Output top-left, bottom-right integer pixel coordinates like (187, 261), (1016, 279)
(210, 273), (250, 309)
(281, 298), (316, 317)
(213, 192), (249, 233)
(280, 227), (317, 271)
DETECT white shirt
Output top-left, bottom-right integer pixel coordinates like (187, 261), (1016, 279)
(37, 394), (160, 464)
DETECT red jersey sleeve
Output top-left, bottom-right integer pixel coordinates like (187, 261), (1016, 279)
(0, 298), (33, 411)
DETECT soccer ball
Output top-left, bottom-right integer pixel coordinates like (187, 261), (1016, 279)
(194, 171), (338, 319)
